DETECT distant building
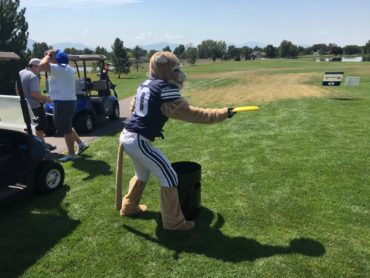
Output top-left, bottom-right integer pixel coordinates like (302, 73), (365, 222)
(249, 51), (266, 60)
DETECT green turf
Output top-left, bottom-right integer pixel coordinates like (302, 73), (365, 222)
(1, 59), (369, 278)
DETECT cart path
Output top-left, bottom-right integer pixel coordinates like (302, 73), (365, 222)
(45, 96), (132, 154)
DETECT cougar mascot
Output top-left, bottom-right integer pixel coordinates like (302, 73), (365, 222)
(116, 51), (235, 231)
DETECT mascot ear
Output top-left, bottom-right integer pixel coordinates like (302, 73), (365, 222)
(155, 54), (168, 64)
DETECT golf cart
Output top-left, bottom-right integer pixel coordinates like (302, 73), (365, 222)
(45, 54), (120, 135)
(0, 52), (64, 207)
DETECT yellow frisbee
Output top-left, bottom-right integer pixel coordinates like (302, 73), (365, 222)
(232, 106), (259, 113)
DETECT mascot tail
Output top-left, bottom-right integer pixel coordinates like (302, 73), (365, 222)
(115, 142), (124, 210)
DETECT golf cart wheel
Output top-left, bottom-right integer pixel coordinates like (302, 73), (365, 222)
(109, 103), (120, 120)
(75, 113), (94, 134)
(36, 160), (64, 193)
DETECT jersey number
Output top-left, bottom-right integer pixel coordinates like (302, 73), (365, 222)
(135, 87), (150, 117)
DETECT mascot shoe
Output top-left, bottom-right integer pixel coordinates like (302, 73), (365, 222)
(120, 176), (148, 216)
(160, 187), (195, 231)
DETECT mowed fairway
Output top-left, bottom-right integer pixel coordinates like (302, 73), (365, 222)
(1, 59), (369, 277)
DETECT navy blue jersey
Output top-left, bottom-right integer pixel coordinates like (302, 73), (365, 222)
(124, 79), (181, 141)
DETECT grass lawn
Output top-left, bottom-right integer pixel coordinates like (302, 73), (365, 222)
(1, 58), (369, 277)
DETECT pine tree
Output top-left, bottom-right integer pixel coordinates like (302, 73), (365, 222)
(31, 42), (52, 59)
(111, 38), (131, 79)
(363, 40), (370, 61)
(0, 0), (29, 94)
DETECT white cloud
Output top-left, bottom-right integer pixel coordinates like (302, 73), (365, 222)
(164, 33), (184, 41)
(131, 32), (184, 46)
(82, 28), (92, 41)
(134, 32), (155, 43)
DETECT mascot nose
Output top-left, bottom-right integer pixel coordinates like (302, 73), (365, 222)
(178, 72), (187, 83)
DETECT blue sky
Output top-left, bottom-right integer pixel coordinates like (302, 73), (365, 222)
(21, 0), (370, 49)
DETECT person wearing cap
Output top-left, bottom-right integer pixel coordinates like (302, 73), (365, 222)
(18, 58), (56, 150)
(39, 49), (89, 162)
(100, 63), (114, 96)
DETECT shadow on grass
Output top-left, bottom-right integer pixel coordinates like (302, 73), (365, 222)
(85, 116), (126, 137)
(0, 185), (80, 278)
(71, 155), (113, 181)
(123, 207), (325, 262)
(327, 97), (363, 101)
(117, 76), (141, 80)
(45, 116), (125, 140)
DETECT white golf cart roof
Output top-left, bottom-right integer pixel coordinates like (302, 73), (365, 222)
(0, 52), (20, 61)
(68, 54), (107, 62)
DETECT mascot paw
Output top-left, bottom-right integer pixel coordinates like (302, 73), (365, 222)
(120, 204), (148, 216)
(163, 220), (195, 231)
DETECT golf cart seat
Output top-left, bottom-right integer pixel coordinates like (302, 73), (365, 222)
(90, 96), (103, 103)
(75, 78), (85, 95)
(90, 80), (107, 91)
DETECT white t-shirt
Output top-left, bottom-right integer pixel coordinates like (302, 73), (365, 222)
(49, 64), (76, 101)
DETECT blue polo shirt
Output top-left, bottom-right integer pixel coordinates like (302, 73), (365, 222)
(124, 79), (181, 141)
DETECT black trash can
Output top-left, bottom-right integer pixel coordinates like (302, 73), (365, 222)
(172, 161), (201, 220)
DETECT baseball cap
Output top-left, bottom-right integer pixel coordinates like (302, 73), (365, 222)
(29, 58), (40, 66)
(55, 50), (69, 66)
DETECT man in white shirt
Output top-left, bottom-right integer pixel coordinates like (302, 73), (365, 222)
(39, 49), (89, 162)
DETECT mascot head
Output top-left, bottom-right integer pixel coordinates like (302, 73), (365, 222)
(149, 51), (187, 89)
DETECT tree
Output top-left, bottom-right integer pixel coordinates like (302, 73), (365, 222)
(226, 45), (241, 61)
(301, 46), (312, 56)
(253, 46), (263, 52)
(363, 40), (370, 61)
(64, 47), (88, 55)
(213, 40), (227, 60)
(95, 46), (108, 55)
(287, 44), (299, 58)
(197, 40), (226, 60)
(279, 40), (298, 58)
(132, 45), (147, 72)
(162, 45), (172, 52)
(343, 45), (362, 55)
(311, 43), (329, 55)
(111, 38), (131, 78)
(328, 43), (343, 56)
(185, 45), (198, 65)
(279, 40), (291, 58)
(173, 44), (185, 58)
(297, 46), (305, 55)
(197, 40), (212, 58)
(83, 48), (93, 54)
(0, 0), (28, 53)
(147, 49), (157, 59)
(264, 44), (276, 58)
(0, 0), (29, 95)
(241, 46), (253, 60)
(31, 42), (52, 58)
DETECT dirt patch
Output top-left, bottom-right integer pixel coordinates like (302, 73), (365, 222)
(184, 72), (331, 106)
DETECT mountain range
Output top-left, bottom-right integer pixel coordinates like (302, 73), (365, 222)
(27, 39), (91, 51)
